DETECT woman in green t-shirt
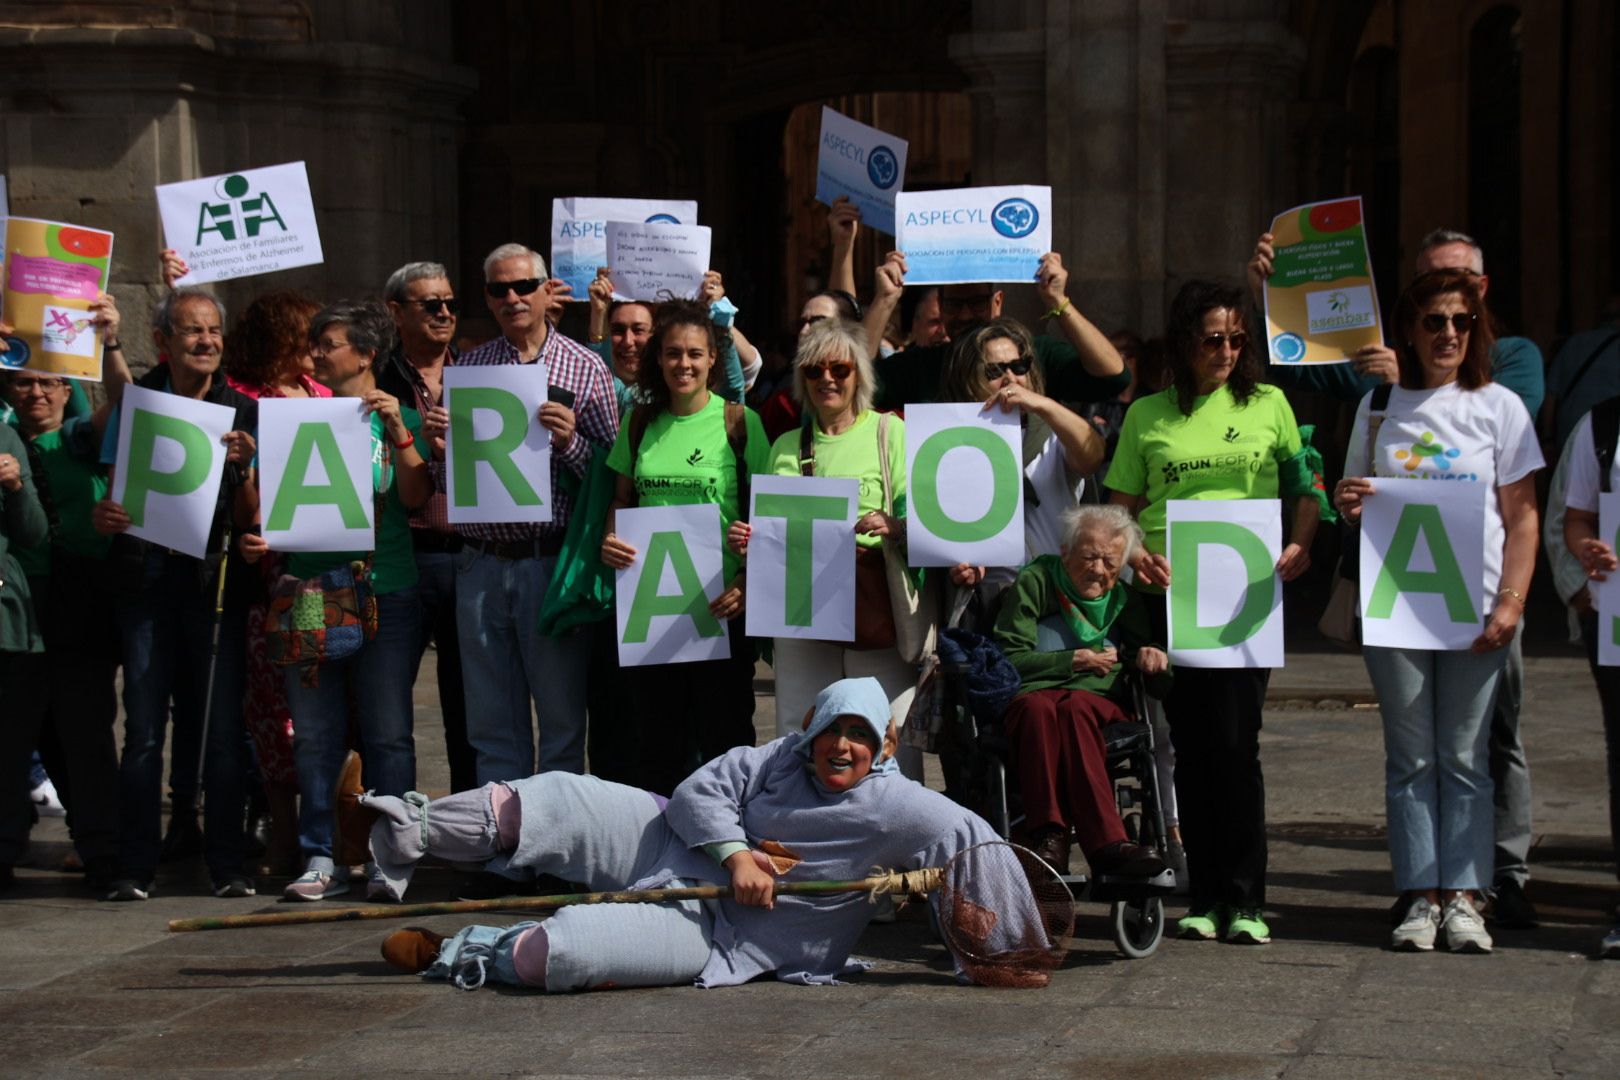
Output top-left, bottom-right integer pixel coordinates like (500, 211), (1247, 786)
(1105, 280), (1321, 947)
(240, 301), (430, 903)
(599, 302), (768, 795)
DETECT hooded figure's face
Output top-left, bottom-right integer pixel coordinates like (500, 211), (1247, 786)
(810, 715), (882, 792)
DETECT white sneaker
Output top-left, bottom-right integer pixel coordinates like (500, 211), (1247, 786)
(1601, 926), (1620, 959)
(31, 779), (65, 818)
(1440, 894), (1493, 953)
(282, 869), (349, 903)
(1391, 896), (1440, 951)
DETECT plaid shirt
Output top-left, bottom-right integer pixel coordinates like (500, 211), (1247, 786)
(453, 326), (619, 541)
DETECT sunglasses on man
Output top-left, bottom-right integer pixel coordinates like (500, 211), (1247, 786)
(486, 279), (543, 300)
(405, 298), (460, 316)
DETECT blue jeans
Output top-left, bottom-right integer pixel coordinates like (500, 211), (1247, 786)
(455, 550), (589, 783)
(412, 549), (475, 793)
(115, 551), (249, 882)
(285, 586), (421, 873)
(1364, 642), (1508, 892)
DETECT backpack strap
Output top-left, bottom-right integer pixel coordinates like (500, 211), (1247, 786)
(1364, 382), (1393, 475)
(1594, 396), (1620, 495)
(723, 401), (751, 525)
(624, 402), (657, 508)
(798, 417), (816, 477)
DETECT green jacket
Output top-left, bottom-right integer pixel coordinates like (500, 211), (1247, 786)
(991, 555), (1170, 700)
(0, 424), (49, 653)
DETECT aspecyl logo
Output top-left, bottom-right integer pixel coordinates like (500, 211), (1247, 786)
(1270, 332), (1306, 362)
(195, 174), (288, 245)
(867, 145), (899, 190)
(645, 213), (680, 224)
(991, 198), (1039, 239)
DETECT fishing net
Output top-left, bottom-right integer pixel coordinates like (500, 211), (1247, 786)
(934, 841), (1074, 988)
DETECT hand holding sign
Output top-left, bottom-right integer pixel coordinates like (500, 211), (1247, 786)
(109, 385), (236, 558)
(155, 162), (323, 286)
(897, 186), (1052, 285)
(1166, 500), (1284, 668)
(815, 108), (909, 236)
(606, 221), (712, 302)
(1359, 482), (1486, 650)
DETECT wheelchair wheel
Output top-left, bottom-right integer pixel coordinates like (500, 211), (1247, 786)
(1110, 896), (1164, 959)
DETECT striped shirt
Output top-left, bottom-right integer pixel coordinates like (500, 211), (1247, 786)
(454, 326), (619, 541)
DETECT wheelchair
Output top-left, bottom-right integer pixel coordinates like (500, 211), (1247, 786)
(929, 617), (1176, 960)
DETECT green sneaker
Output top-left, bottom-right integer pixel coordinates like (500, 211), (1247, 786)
(1178, 905), (1223, 940)
(1225, 907), (1271, 944)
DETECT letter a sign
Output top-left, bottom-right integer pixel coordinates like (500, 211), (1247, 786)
(1359, 482), (1485, 650)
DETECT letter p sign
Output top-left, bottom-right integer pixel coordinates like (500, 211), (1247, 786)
(110, 384), (236, 559)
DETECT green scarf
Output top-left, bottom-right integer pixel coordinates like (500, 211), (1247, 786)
(1039, 554), (1126, 650)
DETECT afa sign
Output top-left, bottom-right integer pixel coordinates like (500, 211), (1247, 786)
(156, 162), (324, 285)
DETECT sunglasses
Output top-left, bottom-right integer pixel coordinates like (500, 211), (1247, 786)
(803, 361), (854, 382)
(1200, 332), (1249, 353)
(485, 278), (542, 299)
(407, 298), (459, 316)
(983, 358), (1033, 380)
(1419, 313), (1476, 334)
(796, 314), (829, 332)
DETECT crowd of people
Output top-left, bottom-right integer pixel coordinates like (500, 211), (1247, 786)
(1, 195), (1618, 979)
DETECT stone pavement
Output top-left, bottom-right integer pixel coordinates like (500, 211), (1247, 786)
(3, 647), (1617, 1078)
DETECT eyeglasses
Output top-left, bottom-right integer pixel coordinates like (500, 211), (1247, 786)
(406, 298), (459, 316)
(796, 314), (829, 332)
(1419, 313), (1476, 335)
(7, 376), (66, 393)
(485, 279), (542, 299)
(983, 358), (1033, 380)
(941, 294), (994, 315)
(309, 338), (354, 357)
(803, 361), (855, 382)
(1200, 332), (1249, 353)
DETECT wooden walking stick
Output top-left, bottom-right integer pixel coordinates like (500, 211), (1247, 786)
(168, 868), (946, 933)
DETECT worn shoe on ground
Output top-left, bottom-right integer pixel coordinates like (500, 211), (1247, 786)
(212, 875), (257, 899)
(1391, 896), (1440, 951)
(1089, 840), (1168, 878)
(1487, 879), (1539, 929)
(1225, 907), (1271, 945)
(382, 926), (447, 973)
(1178, 905), (1223, 940)
(1441, 894), (1493, 953)
(282, 869), (348, 902)
(106, 878), (152, 902)
(1599, 925), (1620, 959)
(1030, 827), (1071, 875)
(332, 751), (375, 868)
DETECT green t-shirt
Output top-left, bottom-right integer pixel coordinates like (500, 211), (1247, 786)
(286, 408), (423, 595)
(1104, 383), (1302, 561)
(764, 409), (906, 549)
(14, 417), (111, 577)
(607, 395), (769, 581)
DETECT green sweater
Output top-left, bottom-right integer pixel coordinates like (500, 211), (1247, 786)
(992, 555), (1169, 699)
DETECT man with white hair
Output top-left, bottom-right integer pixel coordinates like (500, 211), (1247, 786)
(437, 244), (617, 832)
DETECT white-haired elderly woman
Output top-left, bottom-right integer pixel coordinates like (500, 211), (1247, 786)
(730, 318), (928, 779)
(991, 503), (1170, 878)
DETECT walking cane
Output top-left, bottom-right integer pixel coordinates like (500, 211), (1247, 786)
(189, 517), (234, 823)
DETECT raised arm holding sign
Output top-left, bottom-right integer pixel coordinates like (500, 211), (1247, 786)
(155, 162), (323, 286)
(551, 197), (698, 301)
(895, 185), (1051, 285)
(815, 107), (908, 236)
(606, 221), (711, 302)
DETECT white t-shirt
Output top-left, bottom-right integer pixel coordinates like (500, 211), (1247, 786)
(1344, 380), (1543, 614)
(983, 431), (1085, 592)
(1558, 411), (1619, 515)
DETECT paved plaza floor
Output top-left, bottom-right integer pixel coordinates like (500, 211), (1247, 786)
(2, 649), (1617, 1078)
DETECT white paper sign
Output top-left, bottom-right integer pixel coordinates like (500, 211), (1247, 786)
(551, 197), (698, 301)
(1360, 482), (1487, 650)
(1167, 500), (1283, 668)
(903, 403), (1024, 567)
(615, 503), (730, 666)
(259, 398), (375, 553)
(110, 385), (234, 559)
(895, 185), (1052, 285)
(1597, 493), (1620, 666)
(156, 162), (323, 285)
(444, 364), (551, 526)
(606, 221), (711, 303)
(746, 475), (859, 641)
(815, 107), (908, 236)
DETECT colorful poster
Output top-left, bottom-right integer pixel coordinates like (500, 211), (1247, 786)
(614, 503), (730, 666)
(0, 217), (114, 381)
(815, 107), (909, 236)
(1359, 482), (1486, 650)
(443, 364), (552, 526)
(109, 385), (235, 559)
(1262, 196), (1382, 365)
(895, 185), (1051, 285)
(605, 221), (711, 303)
(903, 403), (1024, 567)
(1597, 493), (1620, 666)
(259, 398), (375, 553)
(551, 197), (699, 301)
(1167, 500), (1284, 668)
(155, 162), (323, 286)
(745, 475), (859, 642)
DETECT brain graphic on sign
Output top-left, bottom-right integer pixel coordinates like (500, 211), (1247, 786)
(991, 198), (1039, 239)
(867, 146), (899, 190)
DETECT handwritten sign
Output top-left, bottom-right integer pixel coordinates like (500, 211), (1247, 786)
(156, 162), (323, 286)
(1262, 196), (1382, 365)
(895, 185), (1051, 285)
(815, 107), (908, 236)
(606, 221), (711, 302)
(551, 197), (698, 301)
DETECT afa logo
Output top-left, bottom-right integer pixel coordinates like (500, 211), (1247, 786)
(1270, 332), (1306, 362)
(867, 145), (899, 190)
(195, 174), (288, 245)
(991, 198), (1039, 239)
(1395, 432), (1461, 472)
(645, 213), (680, 224)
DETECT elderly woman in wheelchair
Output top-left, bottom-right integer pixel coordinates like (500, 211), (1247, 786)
(990, 503), (1170, 880)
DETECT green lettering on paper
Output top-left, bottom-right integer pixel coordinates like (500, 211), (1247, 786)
(1169, 521), (1276, 648)
(266, 421), (369, 532)
(911, 427), (1020, 543)
(622, 530), (723, 644)
(1365, 503), (1477, 623)
(121, 409), (214, 525)
(450, 386), (542, 508)
(753, 492), (850, 626)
